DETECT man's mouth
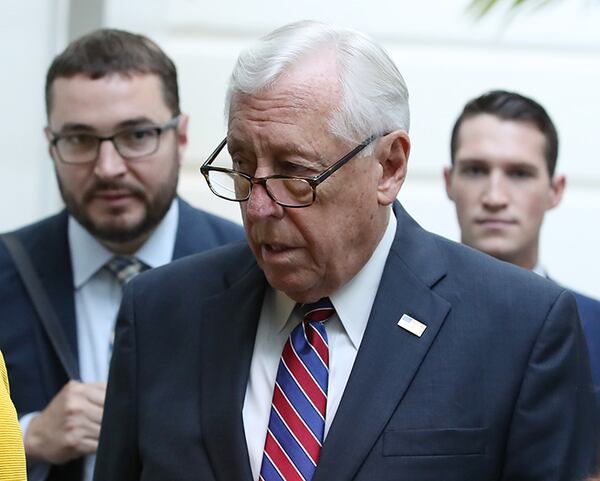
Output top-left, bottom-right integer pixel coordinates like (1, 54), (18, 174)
(259, 242), (301, 261)
(475, 218), (517, 228)
(94, 190), (131, 198)
(263, 243), (293, 253)
(89, 189), (138, 207)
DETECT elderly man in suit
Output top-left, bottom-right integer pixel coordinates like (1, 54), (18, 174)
(95, 21), (598, 481)
(0, 29), (243, 481)
(444, 90), (600, 401)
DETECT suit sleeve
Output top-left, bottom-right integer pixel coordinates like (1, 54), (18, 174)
(94, 283), (140, 481)
(501, 289), (599, 481)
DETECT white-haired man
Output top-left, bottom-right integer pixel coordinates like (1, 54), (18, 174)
(95, 21), (598, 481)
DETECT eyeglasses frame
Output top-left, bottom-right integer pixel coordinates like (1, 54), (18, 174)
(200, 134), (381, 208)
(48, 115), (181, 164)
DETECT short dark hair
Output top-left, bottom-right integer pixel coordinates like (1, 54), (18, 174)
(45, 28), (180, 117)
(450, 90), (558, 176)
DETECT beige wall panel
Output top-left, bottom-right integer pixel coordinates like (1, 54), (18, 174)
(0, 0), (66, 231)
(163, 0), (600, 47)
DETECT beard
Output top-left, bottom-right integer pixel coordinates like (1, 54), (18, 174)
(56, 161), (179, 245)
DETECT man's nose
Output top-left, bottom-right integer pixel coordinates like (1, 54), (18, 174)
(482, 172), (509, 210)
(244, 179), (284, 221)
(93, 140), (128, 179)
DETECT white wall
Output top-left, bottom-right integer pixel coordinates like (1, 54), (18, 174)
(0, 0), (68, 230)
(2, 0), (600, 298)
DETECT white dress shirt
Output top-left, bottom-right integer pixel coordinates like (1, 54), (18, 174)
(22, 200), (179, 481)
(242, 211), (397, 480)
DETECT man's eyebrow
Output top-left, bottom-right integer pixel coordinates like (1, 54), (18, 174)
(114, 117), (157, 129)
(456, 157), (540, 173)
(227, 140), (316, 159)
(455, 158), (488, 166)
(504, 161), (539, 171)
(278, 142), (320, 161)
(54, 117), (157, 134)
(54, 122), (94, 133)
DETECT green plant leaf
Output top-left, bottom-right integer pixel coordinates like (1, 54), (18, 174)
(468, 0), (565, 18)
(468, 0), (502, 18)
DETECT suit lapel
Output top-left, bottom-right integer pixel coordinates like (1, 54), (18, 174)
(199, 261), (266, 481)
(172, 197), (242, 259)
(314, 204), (451, 481)
(172, 198), (206, 259)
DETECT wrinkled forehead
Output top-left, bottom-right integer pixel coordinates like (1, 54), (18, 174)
(229, 86), (333, 126)
(229, 83), (340, 152)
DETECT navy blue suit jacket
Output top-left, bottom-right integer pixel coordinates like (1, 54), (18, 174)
(95, 203), (598, 481)
(0, 198), (244, 481)
(573, 291), (600, 401)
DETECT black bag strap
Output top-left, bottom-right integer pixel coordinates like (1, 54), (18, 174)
(1, 233), (80, 380)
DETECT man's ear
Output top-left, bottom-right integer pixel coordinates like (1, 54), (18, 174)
(443, 166), (455, 201)
(175, 113), (189, 165)
(376, 130), (410, 206)
(548, 174), (566, 210)
(44, 126), (57, 161)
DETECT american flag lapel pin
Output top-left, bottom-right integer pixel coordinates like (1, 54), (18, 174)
(397, 314), (427, 337)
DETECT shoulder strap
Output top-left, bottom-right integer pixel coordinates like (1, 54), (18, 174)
(1, 233), (80, 380)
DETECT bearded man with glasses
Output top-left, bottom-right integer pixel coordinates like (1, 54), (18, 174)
(0, 29), (243, 481)
(97, 21), (597, 481)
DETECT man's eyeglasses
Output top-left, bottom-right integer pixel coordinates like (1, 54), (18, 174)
(48, 116), (180, 164)
(200, 135), (381, 208)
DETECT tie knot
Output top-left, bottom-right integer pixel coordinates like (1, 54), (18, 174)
(105, 256), (148, 285)
(303, 297), (335, 324)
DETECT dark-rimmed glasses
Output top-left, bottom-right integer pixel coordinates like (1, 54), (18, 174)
(200, 134), (381, 208)
(48, 116), (180, 164)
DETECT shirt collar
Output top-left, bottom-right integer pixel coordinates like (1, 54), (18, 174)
(271, 209), (397, 349)
(532, 261), (547, 278)
(68, 199), (179, 288)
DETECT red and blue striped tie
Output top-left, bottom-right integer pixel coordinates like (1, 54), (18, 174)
(259, 298), (335, 481)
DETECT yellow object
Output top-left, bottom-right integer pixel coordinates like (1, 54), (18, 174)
(0, 350), (26, 480)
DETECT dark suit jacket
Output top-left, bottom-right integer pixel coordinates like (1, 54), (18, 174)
(573, 291), (600, 401)
(0, 198), (244, 481)
(95, 204), (598, 481)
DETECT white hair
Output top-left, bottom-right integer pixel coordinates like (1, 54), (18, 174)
(225, 20), (410, 151)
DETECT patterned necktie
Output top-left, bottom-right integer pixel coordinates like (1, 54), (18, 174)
(105, 256), (148, 285)
(105, 256), (149, 357)
(259, 298), (335, 481)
